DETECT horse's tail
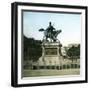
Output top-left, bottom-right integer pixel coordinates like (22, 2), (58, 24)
(54, 30), (61, 38)
(58, 30), (62, 33)
(56, 30), (61, 35)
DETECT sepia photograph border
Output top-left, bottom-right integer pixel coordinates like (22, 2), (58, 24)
(11, 2), (88, 87)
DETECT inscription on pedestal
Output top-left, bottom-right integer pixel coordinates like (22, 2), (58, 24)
(45, 48), (57, 55)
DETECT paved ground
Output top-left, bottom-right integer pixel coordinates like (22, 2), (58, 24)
(22, 69), (80, 77)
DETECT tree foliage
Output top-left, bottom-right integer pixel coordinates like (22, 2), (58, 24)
(24, 36), (42, 62)
(66, 44), (80, 62)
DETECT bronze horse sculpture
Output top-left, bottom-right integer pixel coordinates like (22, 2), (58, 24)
(39, 28), (61, 42)
(39, 22), (62, 42)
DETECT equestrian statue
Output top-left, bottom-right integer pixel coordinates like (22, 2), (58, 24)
(39, 22), (62, 42)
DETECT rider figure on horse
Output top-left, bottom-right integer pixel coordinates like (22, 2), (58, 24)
(39, 22), (62, 42)
(46, 22), (55, 39)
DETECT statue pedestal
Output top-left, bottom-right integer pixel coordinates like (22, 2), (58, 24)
(38, 41), (63, 69)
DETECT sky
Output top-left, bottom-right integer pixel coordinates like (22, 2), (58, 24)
(23, 11), (81, 46)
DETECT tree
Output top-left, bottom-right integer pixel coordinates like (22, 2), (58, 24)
(66, 45), (80, 62)
(24, 36), (42, 61)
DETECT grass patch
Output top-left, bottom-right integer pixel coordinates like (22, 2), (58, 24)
(22, 69), (80, 77)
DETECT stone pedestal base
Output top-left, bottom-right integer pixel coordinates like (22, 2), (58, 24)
(38, 42), (62, 67)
